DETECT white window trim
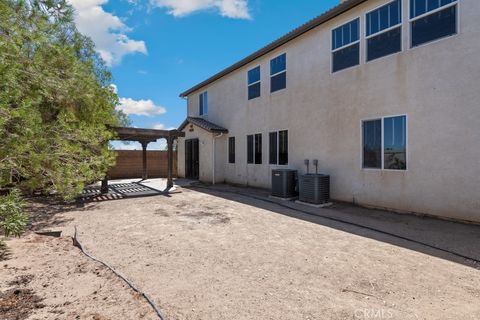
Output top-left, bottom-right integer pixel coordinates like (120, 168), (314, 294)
(409, 0), (457, 21)
(364, 0), (403, 63)
(270, 69), (286, 78)
(199, 91), (208, 116)
(331, 17), (361, 52)
(269, 129), (289, 166)
(331, 17), (361, 74)
(270, 53), (287, 76)
(365, 0), (402, 39)
(365, 25), (403, 63)
(408, 0), (459, 49)
(247, 133), (262, 165)
(360, 114), (408, 172)
(247, 65), (261, 86)
(269, 54), (287, 93)
(332, 40), (361, 54)
(365, 23), (402, 40)
(247, 65), (261, 100)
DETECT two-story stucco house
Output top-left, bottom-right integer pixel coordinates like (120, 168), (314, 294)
(177, 0), (480, 223)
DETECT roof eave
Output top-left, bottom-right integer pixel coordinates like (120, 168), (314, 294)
(179, 0), (367, 98)
(178, 117), (229, 134)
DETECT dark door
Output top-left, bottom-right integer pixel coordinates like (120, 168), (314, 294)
(185, 139), (199, 179)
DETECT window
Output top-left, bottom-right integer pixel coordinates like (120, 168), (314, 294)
(332, 18), (360, 72)
(278, 130), (288, 165)
(228, 137), (235, 164)
(254, 133), (262, 164)
(269, 132), (277, 164)
(248, 66), (261, 100)
(362, 115), (407, 170)
(410, 0), (457, 47)
(366, 0), (402, 62)
(270, 54), (286, 92)
(362, 119), (382, 169)
(269, 130), (288, 165)
(247, 134), (262, 164)
(247, 135), (253, 164)
(199, 91), (208, 115)
(384, 116), (407, 170)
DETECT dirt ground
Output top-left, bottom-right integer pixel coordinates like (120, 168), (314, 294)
(2, 184), (480, 319)
(0, 234), (158, 320)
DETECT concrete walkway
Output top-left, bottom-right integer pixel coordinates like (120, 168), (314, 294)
(188, 183), (480, 267)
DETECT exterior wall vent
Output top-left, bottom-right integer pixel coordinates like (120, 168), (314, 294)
(271, 169), (298, 199)
(298, 174), (330, 204)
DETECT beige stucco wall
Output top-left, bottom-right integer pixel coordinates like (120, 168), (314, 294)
(177, 124), (227, 184)
(179, 0), (480, 222)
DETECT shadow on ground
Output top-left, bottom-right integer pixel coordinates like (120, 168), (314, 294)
(80, 181), (178, 202)
(187, 184), (480, 270)
(26, 197), (98, 231)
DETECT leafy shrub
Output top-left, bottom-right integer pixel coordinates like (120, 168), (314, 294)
(0, 189), (28, 238)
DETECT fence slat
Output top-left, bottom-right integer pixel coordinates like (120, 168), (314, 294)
(108, 150), (177, 179)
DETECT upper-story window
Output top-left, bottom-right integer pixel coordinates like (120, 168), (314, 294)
(270, 53), (286, 93)
(410, 0), (458, 47)
(199, 91), (208, 116)
(248, 66), (261, 100)
(332, 18), (360, 73)
(366, 0), (402, 62)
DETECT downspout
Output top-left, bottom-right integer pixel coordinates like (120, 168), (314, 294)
(212, 132), (224, 185)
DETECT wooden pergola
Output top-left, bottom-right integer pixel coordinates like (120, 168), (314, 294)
(102, 127), (185, 193)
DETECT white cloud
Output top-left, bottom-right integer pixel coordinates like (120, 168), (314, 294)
(152, 123), (166, 130)
(151, 123), (176, 130)
(118, 98), (167, 116)
(149, 140), (168, 150)
(68, 0), (147, 66)
(110, 141), (141, 150)
(150, 0), (251, 19)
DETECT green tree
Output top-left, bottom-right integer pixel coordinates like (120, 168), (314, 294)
(0, 0), (129, 242)
(0, 0), (128, 200)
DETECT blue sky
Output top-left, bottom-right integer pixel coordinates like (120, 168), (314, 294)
(69, 0), (339, 149)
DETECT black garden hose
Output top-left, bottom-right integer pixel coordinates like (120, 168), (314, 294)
(73, 227), (167, 320)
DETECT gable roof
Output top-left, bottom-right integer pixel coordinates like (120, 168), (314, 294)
(179, 0), (368, 98)
(178, 117), (229, 133)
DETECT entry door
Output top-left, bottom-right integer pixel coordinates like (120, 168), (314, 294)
(185, 139), (199, 179)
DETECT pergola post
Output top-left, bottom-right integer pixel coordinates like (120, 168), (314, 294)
(141, 141), (149, 180)
(101, 176), (109, 194)
(167, 136), (174, 189)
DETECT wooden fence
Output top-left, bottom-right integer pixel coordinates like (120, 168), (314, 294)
(108, 150), (177, 179)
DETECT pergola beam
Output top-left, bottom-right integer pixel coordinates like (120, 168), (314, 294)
(112, 126), (184, 142)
